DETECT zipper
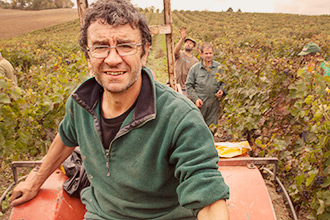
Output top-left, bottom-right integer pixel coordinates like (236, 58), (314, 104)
(106, 152), (110, 176)
(105, 115), (155, 177)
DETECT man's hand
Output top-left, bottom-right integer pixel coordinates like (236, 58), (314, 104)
(10, 181), (39, 207)
(174, 26), (188, 57)
(10, 134), (75, 207)
(198, 199), (229, 220)
(179, 26), (187, 39)
(216, 89), (224, 99)
(195, 98), (203, 108)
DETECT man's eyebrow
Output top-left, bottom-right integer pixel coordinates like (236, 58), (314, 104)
(116, 39), (137, 44)
(90, 40), (108, 46)
(90, 38), (139, 46)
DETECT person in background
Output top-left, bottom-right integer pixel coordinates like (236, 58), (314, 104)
(10, 1), (230, 219)
(298, 42), (330, 77)
(174, 26), (199, 96)
(0, 52), (17, 85)
(186, 42), (226, 129)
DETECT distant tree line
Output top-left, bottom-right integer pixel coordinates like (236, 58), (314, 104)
(0, 0), (74, 10)
(0, 0), (11, 8)
(226, 7), (242, 13)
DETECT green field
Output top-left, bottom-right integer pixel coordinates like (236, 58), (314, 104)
(1, 9), (330, 219)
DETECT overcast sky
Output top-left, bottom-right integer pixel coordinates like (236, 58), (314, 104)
(80, 0), (330, 15)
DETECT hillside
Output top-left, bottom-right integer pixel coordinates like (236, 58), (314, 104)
(0, 8), (78, 39)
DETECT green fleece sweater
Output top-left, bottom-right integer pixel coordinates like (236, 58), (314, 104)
(59, 67), (229, 219)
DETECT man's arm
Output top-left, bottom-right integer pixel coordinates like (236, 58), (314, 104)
(186, 65), (200, 102)
(197, 199), (229, 220)
(10, 134), (75, 207)
(174, 27), (187, 58)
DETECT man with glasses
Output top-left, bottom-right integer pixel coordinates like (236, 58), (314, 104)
(10, 0), (229, 219)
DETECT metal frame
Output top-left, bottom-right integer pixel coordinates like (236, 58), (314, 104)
(219, 157), (279, 181)
(12, 161), (43, 184)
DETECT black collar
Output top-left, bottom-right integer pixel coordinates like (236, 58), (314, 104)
(72, 68), (156, 121)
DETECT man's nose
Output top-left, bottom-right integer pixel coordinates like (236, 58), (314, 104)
(104, 48), (122, 65)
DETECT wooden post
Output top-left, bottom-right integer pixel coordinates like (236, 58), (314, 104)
(76, 0), (88, 27)
(163, 0), (176, 91)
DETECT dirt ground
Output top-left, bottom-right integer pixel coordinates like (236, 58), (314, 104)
(0, 8), (78, 39)
(266, 179), (293, 220)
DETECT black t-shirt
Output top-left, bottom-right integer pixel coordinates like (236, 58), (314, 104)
(100, 100), (136, 150)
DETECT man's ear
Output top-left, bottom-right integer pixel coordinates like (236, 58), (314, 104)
(141, 43), (151, 67)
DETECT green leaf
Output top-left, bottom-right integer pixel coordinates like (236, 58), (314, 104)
(317, 199), (325, 215)
(10, 86), (24, 99)
(0, 80), (9, 89)
(306, 171), (317, 187)
(314, 110), (323, 120)
(322, 191), (330, 206)
(295, 174), (305, 187)
(321, 177), (330, 188)
(304, 95), (314, 104)
(0, 93), (11, 104)
(306, 211), (317, 220)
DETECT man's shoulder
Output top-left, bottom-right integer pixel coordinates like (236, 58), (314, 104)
(190, 61), (202, 70)
(175, 51), (184, 60)
(182, 51), (198, 60)
(154, 81), (197, 110)
(69, 77), (102, 108)
(0, 58), (12, 67)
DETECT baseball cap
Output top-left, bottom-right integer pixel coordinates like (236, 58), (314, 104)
(185, 38), (196, 47)
(298, 42), (321, 56)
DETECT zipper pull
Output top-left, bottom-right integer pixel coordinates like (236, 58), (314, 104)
(106, 161), (110, 176)
(106, 150), (110, 176)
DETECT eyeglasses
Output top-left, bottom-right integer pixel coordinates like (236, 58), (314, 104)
(87, 43), (142, 58)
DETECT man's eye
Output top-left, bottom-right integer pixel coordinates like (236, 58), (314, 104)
(94, 46), (107, 51)
(119, 44), (134, 49)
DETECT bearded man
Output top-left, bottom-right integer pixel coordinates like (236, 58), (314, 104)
(174, 26), (199, 96)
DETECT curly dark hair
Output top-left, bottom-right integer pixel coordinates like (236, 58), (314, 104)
(79, 0), (152, 59)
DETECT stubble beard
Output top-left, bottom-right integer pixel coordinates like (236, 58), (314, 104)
(184, 47), (192, 52)
(94, 66), (142, 94)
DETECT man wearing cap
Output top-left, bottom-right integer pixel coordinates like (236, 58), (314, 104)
(298, 42), (330, 77)
(174, 26), (199, 96)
